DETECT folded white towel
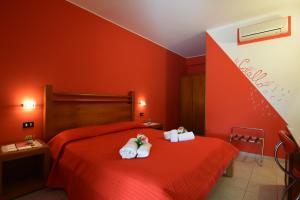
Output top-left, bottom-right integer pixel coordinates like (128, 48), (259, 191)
(119, 138), (138, 159)
(137, 142), (152, 158)
(164, 129), (177, 140)
(170, 131), (179, 142)
(178, 132), (195, 142)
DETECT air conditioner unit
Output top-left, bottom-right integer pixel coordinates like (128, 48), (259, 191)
(237, 16), (291, 45)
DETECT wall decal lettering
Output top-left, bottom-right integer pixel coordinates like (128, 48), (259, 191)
(235, 58), (273, 88)
(236, 58), (291, 114)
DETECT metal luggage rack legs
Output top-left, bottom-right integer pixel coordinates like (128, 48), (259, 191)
(229, 126), (265, 165)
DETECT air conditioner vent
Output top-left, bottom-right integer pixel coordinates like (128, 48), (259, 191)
(238, 16), (291, 45)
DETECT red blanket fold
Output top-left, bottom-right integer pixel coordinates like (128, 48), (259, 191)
(47, 123), (239, 200)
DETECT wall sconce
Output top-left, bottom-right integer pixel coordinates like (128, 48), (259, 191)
(22, 100), (36, 109)
(139, 100), (146, 107)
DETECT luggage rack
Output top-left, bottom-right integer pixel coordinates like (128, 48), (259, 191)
(229, 127), (265, 165)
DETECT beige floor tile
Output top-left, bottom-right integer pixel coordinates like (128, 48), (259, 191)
(243, 187), (278, 200)
(247, 180), (278, 194)
(207, 184), (246, 200)
(260, 159), (285, 176)
(251, 167), (278, 183)
(217, 176), (249, 190)
(276, 173), (286, 185)
(250, 165), (278, 186)
(207, 173), (248, 200)
(275, 167), (285, 177)
(260, 159), (278, 168)
(277, 185), (285, 200)
(234, 161), (255, 179)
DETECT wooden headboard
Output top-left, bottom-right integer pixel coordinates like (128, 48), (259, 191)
(43, 85), (135, 141)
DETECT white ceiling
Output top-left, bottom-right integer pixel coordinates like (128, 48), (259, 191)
(67, 0), (299, 58)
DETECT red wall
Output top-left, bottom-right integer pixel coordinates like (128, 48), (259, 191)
(0, 0), (185, 144)
(206, 33), (286, 157)
(185, 56), (206, 74)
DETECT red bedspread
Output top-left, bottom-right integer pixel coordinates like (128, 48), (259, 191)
(48, 122), (238, 200)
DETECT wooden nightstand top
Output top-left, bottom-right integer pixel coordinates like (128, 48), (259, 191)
(143, 122), (163, 130)
(0, 139), (49, 161)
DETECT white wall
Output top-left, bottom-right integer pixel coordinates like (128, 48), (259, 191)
(207, 5), (300, 134)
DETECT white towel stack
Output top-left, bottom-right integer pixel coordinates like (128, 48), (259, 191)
(119, 138), (138, 159)
(164, 130), (195, 142)
(178, 132), (195, 141)
(137, 143), (152, 158)
(119, 138), (152, 159)
(164, 129), (177, 140)
(170, 131), (179, 142)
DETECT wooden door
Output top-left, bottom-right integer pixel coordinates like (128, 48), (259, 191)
(180, 75), (205, 135)
(193, 74), (205, 135)
(180, 76), (194, 131)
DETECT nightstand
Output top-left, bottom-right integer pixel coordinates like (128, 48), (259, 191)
(143, 122), (164, 130)
(0, 139), (50, 200)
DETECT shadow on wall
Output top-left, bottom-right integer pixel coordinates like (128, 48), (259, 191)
(165, 52), (186, 130)
(169, 32), (206, 57)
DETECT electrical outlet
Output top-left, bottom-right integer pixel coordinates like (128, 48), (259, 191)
(23, 121), (34, 128)
(139, 112), (144, 117)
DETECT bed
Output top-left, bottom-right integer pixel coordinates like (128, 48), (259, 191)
(44, 85), (239, 200)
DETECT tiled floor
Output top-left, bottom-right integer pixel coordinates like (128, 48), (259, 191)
(16, 154), (285, 200)
(207, 154), (285, 200)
